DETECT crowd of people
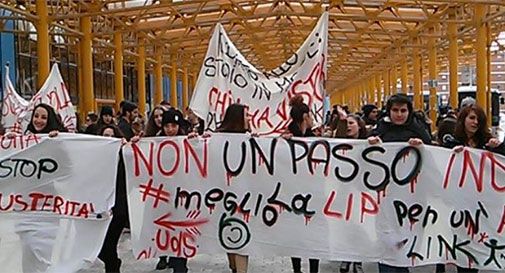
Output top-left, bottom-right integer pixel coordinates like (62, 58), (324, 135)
(1, 92), (504, 273)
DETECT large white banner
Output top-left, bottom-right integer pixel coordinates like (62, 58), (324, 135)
(2, 64), (77, 133)
(2, 66), (29, 134)
(0, 134), (121, 272)
(190, 13), (328, 136)
(124, 135), (505, 270)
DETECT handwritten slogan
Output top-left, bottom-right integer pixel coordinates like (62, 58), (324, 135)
(2, 64), (77, 133)
(189, 13), (328, 136)
(0, 134), (121, 272)
(124, 135), (505, 270)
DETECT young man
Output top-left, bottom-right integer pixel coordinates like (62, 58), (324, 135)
(368, 94), (431, 145)
(368, 94), (431, 273)
(117, 100), (139, 141)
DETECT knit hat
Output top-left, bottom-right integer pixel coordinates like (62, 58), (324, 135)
(162, 109), (181, 126)
(361, 104), (378, 118)
(100, 106), (113, 116)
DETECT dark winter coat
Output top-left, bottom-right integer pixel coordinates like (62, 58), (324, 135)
(370, 115), (432, 144)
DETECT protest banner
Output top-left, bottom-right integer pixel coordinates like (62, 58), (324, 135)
(0, 134), (121, 272)
(1, 64), (77, 133)
(124, 134), (505, 270)
(2, 66), (29, 134)
(20, 64), (77, 132)
(189, 13), (328, 136)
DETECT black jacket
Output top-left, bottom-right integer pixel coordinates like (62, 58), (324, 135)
(442, 134), (505, 156)
(113, 152), (129, 220)
(370, 115), (432, 144)
(118, 117), (134, 141)
(287, 122), (315, 137)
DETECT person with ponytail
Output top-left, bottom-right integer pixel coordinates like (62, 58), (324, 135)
(283, 95), (316, 138)
(283, 95), (319, 273)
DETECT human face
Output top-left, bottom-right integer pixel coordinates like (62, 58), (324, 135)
(346, 116), (359, 139)
(127, 108), (139, 121)
(153, 109), (164, 128)
(103, 114), (113, 125)
(32, 107), (48, 132)
(464, 110), (479, 136)
(368, 108), (379, 121)
(102, 128), (115, 137)
(390, 103), (409, 125)
(163, 123), (179, 136)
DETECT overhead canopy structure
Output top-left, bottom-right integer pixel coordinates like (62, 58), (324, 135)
(1, 0), (505, 116)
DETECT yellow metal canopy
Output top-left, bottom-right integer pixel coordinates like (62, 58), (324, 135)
(1, 0), (505, 101)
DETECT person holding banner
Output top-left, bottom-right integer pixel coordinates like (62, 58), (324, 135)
(97, 125), (130, 273)
(335, 113), (367, 273)
(443, 105), (505, 157)
(25, 103), (67, 135)
(154, 108), (190, 273)
(144, 106), (167, 137)
(367, 94), (430, 273)
(16, 103), (66, 273)
(282, 95), (320, 273)
(216, 103), (251, 273)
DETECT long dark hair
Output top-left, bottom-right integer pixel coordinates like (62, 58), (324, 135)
(454, 105), (492, 147)
(347, 114), (367, 139)
(289, 95), (310, 124)
(144, 106), (166, 137)
(26, 103), (66, 134)
(217, 104), (248, 133)
(99, 125), (124, 138)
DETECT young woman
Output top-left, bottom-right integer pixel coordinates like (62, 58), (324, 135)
(440, 106), (502, 272)
(26, 103), (66, 135)
(283, 95), (319, 273)
(343, 114), (367, 140)
(144, 106), (166, 137)
(283, 95), (315, 138)
(335, 114), (366, 273)
(155, 109), (189, 273)
(97, 125), (129, 273)
(217, 103), (251, 273)
(84, 106), (115, 135)
(443, 105), (505, 157)
(16, 103), (66, 272)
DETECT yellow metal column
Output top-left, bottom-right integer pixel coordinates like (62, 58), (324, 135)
(390, 67), (397, 94)
(428, 28), (438, 130)
(384, 71), (390, 100)
(35, 0), (50, 89)
(137, 39), (146, 116)
(401, 60), (408, 93)
(80, 16), (95, 115)
(375, 74), (382, 107)
(114, 32), (124, 112)
(448, 9), (459, 110)
(182, 68), (189, 109)
(475, 4), (487, 111)
(170, 56), (178, 107)
(368, 77), (375, 104)
(154, 48), (163, 106)
(413, 45), (422, 110)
